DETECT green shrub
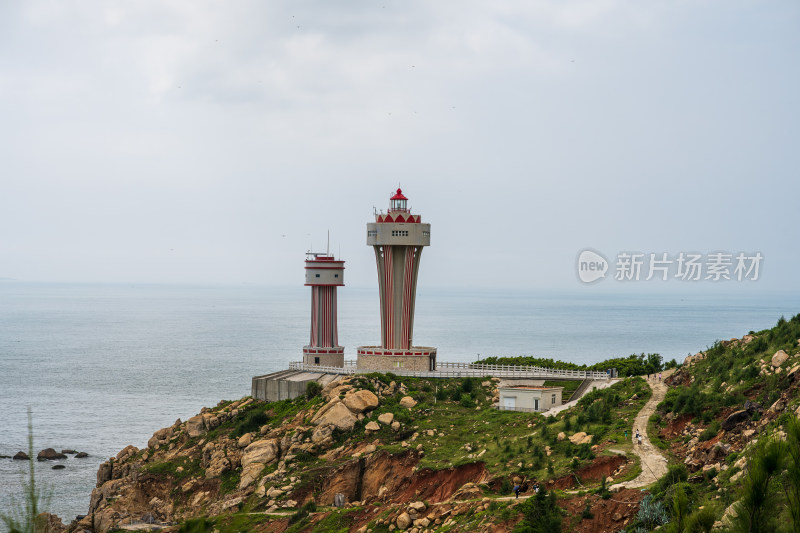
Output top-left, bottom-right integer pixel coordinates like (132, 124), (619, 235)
(653, 464), (688, 496)
(177, 517), (214, 533)
(232, 409), (268, 437)
(459, 395), (476, 408)
(514, 488), (562, 532)
(219, 470), (239, 495)
(306, 381), (322, 399)
(699, 421), (721, 442)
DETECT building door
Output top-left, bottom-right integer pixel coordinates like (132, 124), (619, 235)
(503, 396), (516, 410)
(533, 399), (540, 411)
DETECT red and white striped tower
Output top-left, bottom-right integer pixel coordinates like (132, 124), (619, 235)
(357, 188), (437, 371)
(303, 253), (345, 367)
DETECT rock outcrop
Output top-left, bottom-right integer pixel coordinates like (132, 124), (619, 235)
(81, 378), (417, 532)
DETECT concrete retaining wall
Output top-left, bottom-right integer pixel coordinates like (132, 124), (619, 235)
(251, 371), (341, 402)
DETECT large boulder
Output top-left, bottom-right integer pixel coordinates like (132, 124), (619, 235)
(343, 390), (379, 413)
(238, 439), (279, 490)
(399, 396), (417, 408)
(96, 461), (113, 487)
(396, 512), (412, 530)
(310, 398), (340, 424)
(37, 448), (66, 461)
(772, 350), (790, 368)
(451, 482), (483, 501)
(314, 402), (358, 432)
(241, 439), (279, 468)
(186, 415), (206, 438)
(378, 412), (394, 425)
(722, 410), (750, 431)
(202, 413), (220, 431)
(569, 432), (591, 445)
(409, 501), (426, 512)
(148, 427), (173, 448)
(115, 445), (138, 461)
(238, 433), (253, 448)
(769, 398), (787, 413)
(239, 463), (265, 489)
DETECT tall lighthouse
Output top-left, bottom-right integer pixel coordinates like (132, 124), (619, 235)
(357, 188), (437, 371)
(303, 253), (345, 367)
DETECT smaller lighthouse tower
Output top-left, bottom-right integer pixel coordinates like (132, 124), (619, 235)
(303, 253), (345, 367)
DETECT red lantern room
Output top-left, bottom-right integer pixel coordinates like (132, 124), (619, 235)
(389, 188), (408, 212)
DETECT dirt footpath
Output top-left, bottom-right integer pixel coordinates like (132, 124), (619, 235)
(609, 370), (673, 491)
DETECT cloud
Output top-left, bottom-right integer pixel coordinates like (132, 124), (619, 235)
(0, 0), (798, 288)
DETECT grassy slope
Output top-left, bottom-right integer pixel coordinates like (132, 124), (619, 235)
(158, 314), (800, 532)
(150, 375), (651, 533)
(642, 313), (800, 530)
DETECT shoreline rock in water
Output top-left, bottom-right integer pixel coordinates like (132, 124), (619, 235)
(37, 448), (67, 461)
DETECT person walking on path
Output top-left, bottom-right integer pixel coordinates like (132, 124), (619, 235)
(513, 484), (521, 499)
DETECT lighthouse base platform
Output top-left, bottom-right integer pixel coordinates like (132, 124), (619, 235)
(356, 346), (437, 372)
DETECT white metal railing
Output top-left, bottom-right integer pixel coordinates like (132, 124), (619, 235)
(437, 362), (609, 380)
(290, 362), (356, 375)
(286, 361), (609, 380)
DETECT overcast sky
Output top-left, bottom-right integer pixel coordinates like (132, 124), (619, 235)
(1, 1), (798, 291)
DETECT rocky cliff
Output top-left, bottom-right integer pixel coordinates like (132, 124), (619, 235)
(60, 372), (654, 532)
(47, 313), (800, 533)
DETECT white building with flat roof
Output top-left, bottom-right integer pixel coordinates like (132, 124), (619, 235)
(498, 385), (564, 412)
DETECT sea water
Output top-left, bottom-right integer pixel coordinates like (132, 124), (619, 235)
(0, 282), (798, 522)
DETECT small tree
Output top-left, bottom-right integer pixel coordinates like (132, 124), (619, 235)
(729, 437), (785, 533)
(514, 487), (562, 532)
(305, 380), (322, 399)
(783, 416), (800, 533)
